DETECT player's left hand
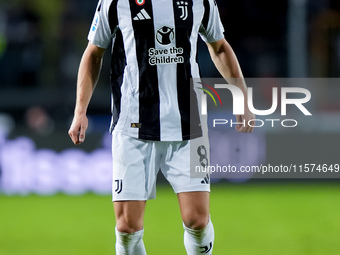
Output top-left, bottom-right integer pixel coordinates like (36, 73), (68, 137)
(68, 114), (88, 145)
(235, 106), (255, 133)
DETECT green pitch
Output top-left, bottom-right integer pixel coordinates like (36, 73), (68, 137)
(1, 183), (340, 255)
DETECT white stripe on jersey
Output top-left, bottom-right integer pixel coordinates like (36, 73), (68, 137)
(152, 0), (182, 141)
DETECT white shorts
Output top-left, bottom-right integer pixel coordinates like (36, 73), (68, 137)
(111, 130), (210, 201)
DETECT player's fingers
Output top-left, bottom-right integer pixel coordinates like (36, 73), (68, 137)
(247, 116), (255, 133)
(248, 122), (255, 133)
(244, 120), (252, 133)
(68, 126), (80, 145)
(235, 114), (256, 133)
(242, 125), (249, 133)
(235, 115), (246, 133)
(235, 116), (255, 133)
(246, 125), (253, 133)
(78, 124), (87, 143)
(236, 124), (247, 133)
(68, 130), (78, 144)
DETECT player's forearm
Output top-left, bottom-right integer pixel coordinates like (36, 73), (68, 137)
(207, 39), (247, 94)
(74, 47), (103, 116)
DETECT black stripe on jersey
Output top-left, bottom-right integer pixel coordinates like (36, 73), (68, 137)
(129, 0), (161, 140)
(108, 0), (118, 33)
(97, 0), (102, 11)
(202, 0), (210, 30)
(173, 0), (202, 140)
(109, 30), (126, 133)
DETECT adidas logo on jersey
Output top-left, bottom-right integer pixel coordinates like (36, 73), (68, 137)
(133, 9), (151, 20)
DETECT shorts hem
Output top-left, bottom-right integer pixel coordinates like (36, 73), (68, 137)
(112, 195), (156, 202)
(174, 186), (211, 194)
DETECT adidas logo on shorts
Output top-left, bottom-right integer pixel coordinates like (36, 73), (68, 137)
(201, 174), (210, 184)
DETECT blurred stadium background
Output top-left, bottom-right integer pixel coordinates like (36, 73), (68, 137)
(0, 0), (340, 254)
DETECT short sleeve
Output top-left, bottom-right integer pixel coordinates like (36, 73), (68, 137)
(88, 0), (117, 49)
(199, 0), (225, 43)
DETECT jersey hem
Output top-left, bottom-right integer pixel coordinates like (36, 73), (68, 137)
(111, 129), (203, 142)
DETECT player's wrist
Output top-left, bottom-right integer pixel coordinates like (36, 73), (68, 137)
(74, 109), (87, 118)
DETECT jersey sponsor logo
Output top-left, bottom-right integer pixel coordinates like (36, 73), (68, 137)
(148, 46), (184, 66)
(200, 242), (213, 253)
(114, 179), (123, 194)
(133, 8), (151, 21)
(156, 26), (175, 45)
(135, 0), (145, 6)
(149, 26), (184, 66)
(176, 1), (189, 20)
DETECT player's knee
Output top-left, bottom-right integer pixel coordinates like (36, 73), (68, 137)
(183, 212), (209, 230)
(116, 217), (143, 233)
(116, 223), (142, 233)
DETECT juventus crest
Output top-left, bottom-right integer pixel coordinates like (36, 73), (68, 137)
(114, 179), (123, 194)
(177, 1), (189, 20)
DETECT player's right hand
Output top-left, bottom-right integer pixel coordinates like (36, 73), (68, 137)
(68, 114), (88, 145)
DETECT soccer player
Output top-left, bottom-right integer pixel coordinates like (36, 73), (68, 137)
(68, 0), (254, 254)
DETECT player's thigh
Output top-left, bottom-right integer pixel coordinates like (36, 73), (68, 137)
(177, 191), (210, 230)
(111, 130), (160, 201)
(114, 200), (146, 233)
(161, 139), (211, 194)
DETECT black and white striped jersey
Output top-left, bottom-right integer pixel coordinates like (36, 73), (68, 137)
(88, 0), (224, 141)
